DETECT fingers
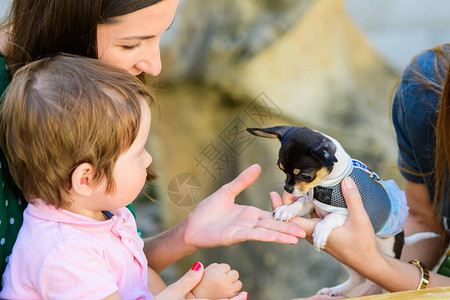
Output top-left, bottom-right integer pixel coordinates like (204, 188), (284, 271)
(341, 177), (370, 223)
(205, 262), (231, 272)
(256, 217), (306, 239)
(270, 191), (283, 210)
(227, 269), (240, 282)
(233, 226), (299, 245)
(290, 216), (319, 238)
(158, 262), (204, 299)
(222, 164), (261, 198)
(203, 263), (243, 299)
(227, 268), (242, 294)
(221, 263), (232, 272)
(217, 263), (231, 272)
(281, 191), (299, 205)
(270, 191), (299, 210)
(204, 263), (239, 282)
(228, 291), (248, 300)
(174, 262), (204, 293)
(204, 262), (219, 270)
(231, 279), (243, 293)
(229, 206), (307, 243)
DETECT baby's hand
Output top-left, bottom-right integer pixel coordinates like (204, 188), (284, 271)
(191, 263), (242, 299)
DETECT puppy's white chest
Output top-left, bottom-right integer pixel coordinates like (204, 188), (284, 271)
(313, 205), (334, 219)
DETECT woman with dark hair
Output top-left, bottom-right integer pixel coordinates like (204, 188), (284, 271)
(277, 45), (450, 297)
(392, 44), (450, 271)
(0, 0), (305, 296)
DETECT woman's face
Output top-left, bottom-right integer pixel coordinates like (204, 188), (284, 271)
(97, 0), (180, 76)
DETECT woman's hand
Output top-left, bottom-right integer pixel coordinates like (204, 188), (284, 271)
(183, 164), (306, 251)
(144, 164), (306, 273)
(271, 177), (379, 268)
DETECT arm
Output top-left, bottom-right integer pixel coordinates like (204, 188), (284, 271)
(143, 218), (195, 274)
(283, 178), (450, 292)
(400, 180), (449, 268)
(144, 164), (306, 273)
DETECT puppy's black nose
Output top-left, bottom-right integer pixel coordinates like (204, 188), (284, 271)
(284, 185), (294, 194)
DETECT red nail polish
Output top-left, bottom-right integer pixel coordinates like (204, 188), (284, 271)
(191, 262), (201, 271)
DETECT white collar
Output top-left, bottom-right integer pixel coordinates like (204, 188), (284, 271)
(315, 133), (352, 186)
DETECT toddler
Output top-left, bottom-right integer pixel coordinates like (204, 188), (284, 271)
(0, 55), (244, 299)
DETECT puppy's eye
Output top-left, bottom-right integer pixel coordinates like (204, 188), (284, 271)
(298, 174), (313, 182)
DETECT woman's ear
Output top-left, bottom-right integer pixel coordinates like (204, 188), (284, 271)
(71, 163), (96, 197)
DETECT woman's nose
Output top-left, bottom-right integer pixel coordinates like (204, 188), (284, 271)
(135, 46), (162, 76)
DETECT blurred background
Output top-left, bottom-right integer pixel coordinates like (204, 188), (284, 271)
(140, 1), (450, 299)
(3, 0), (450, 299)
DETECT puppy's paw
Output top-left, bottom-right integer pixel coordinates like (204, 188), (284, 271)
(273, 205), (297, 221)
(317, 286), (344, 297)
(312, 221), (333, 250)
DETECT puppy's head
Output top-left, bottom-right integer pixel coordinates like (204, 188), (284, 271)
(247, 126), (337, 197)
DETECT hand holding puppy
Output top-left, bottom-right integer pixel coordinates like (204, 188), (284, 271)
(271, 178), (379, 270)
(251, 126), (408, 296)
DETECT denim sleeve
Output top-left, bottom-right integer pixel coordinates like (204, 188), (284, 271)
(392, 81), (423, 183)
(392, 50), (441, 185)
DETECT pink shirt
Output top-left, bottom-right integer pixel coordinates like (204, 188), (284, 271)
(0, 200), (152, 299)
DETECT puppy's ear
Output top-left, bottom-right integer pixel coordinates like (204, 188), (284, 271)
(311, 139), (338, 167)
(246, 126), (294, 141)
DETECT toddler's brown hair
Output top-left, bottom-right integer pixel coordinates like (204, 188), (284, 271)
(0, 54), (154, 208)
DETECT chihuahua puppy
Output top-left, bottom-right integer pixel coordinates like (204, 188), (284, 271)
(247, 125), (409, 296)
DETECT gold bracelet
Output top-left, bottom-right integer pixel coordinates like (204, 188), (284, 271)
(408, 259), (430, 289)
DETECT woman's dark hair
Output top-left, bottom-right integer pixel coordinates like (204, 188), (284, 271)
(410, 44), (450, 214)
(1, 0), (163, 74)
(435, 61), (450, 214)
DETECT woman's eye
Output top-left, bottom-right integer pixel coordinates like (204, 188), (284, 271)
(122, 43), (140, 50)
